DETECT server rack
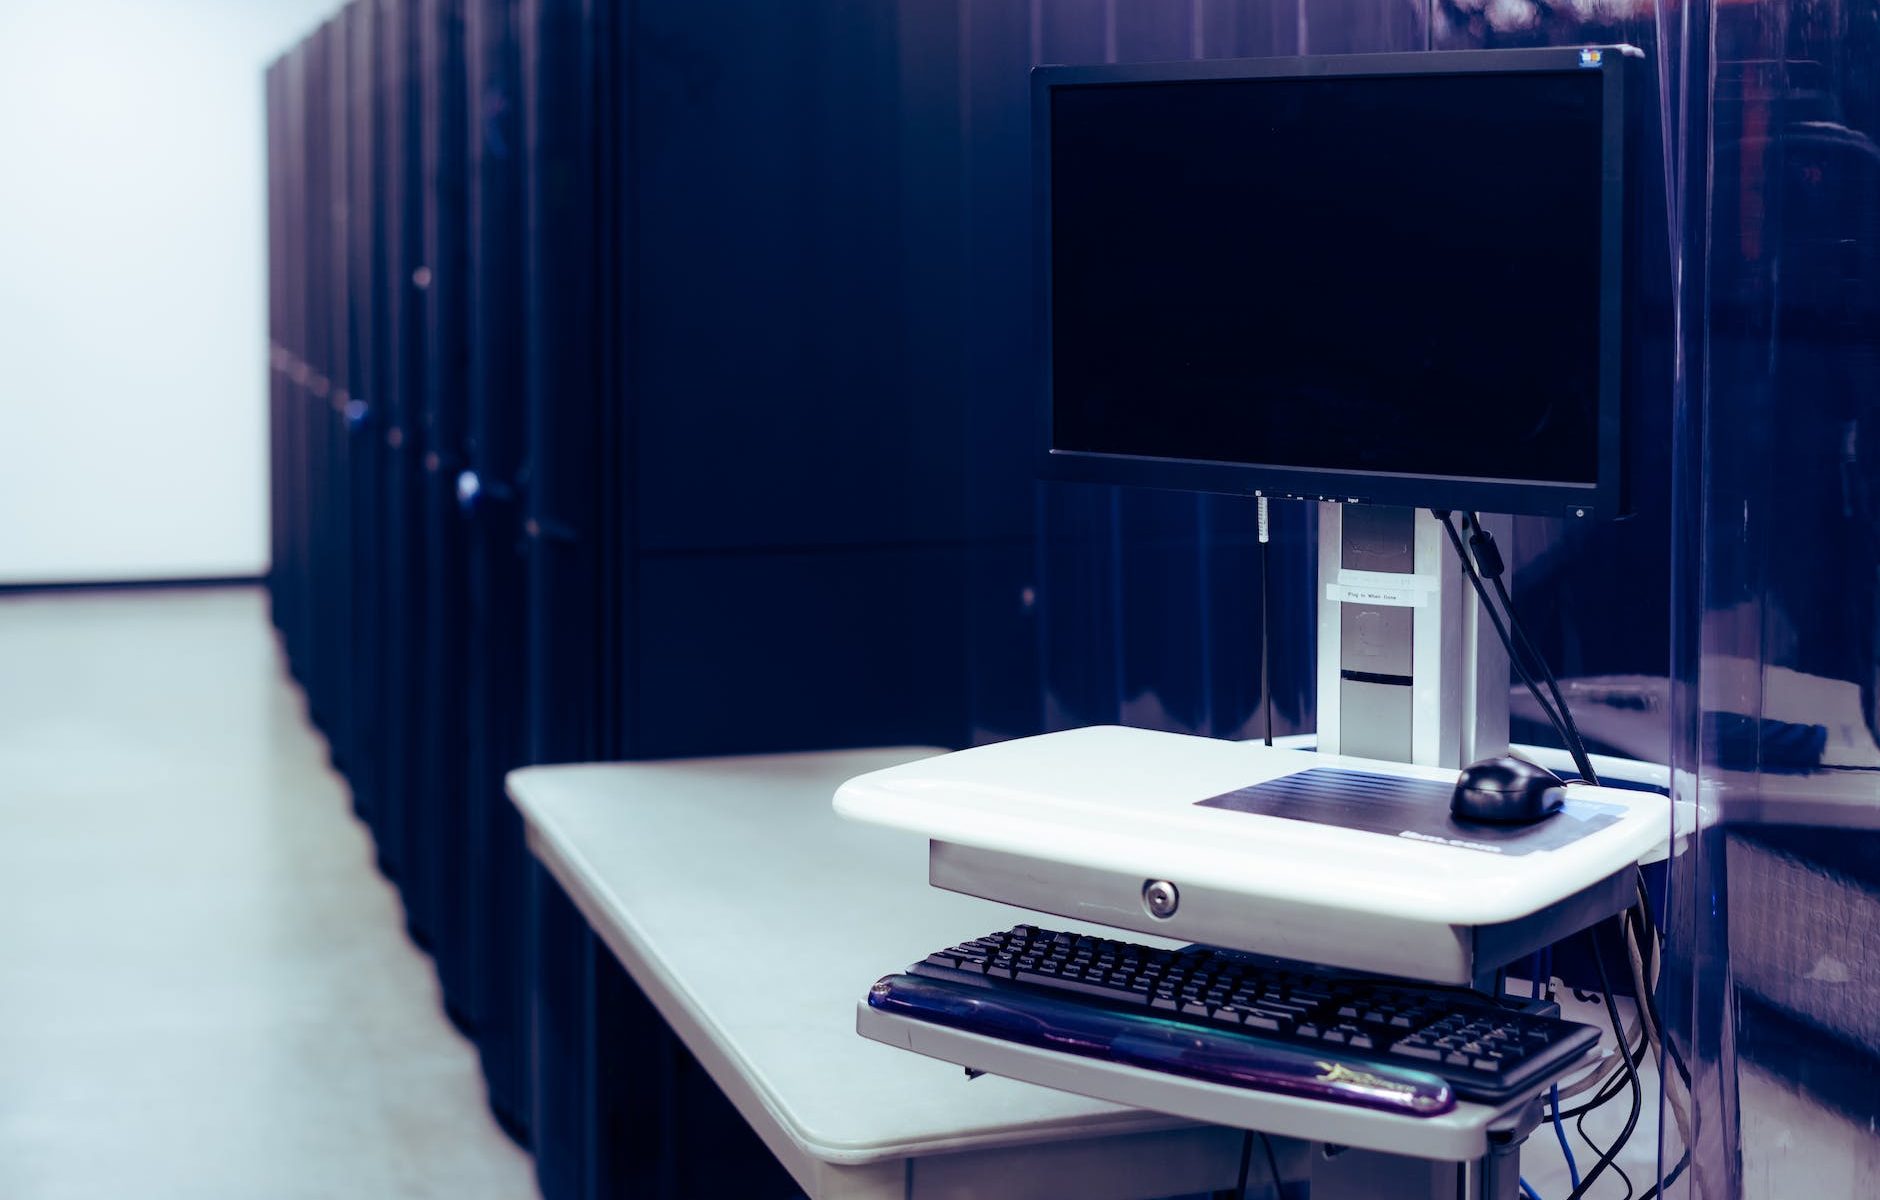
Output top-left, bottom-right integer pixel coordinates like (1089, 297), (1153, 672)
(527, 3), (980, 1194)
(345, 0), (385, 827)
(494, 0), (616, 1145)
(326, 11), (359, 780)
(269, 3), (1035, 1192)
(524, 0), (616, 1178)
(462, 0), (533, 1141)
(307, 20), (337, 743)
(417, 0), (476, 1027)
(374, 0), (426, 892)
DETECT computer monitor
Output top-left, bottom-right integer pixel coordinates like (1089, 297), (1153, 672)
(1037, 46), (1636, 519)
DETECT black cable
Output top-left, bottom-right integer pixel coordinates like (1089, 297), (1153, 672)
(1562, 1004), (1642, 1190)
(1259, 497), (1274, 747)
(1434, 511), (1583, 767)
(1261, 538), (1274, 747)
(1565, 937), (1644, 1200)
(1258, 1133), (1283, 1199)
(1626, 910), (1693, 1090)
(1575, 1063), (1638, 1200)
(1492, 571), (1597, 776)
(1235, 1130), (1253, 1198)
(1465, 513), (1601, 785)
(1546, 944), (1654, 1124)
(1583, 1153), (1633, 1200)
(1548, 1019), (1649, 1123)
(1628, 871), (1693, 1088)
(1460, 512), (1600, 784)
(1631, 873), (1658, 972)
(1636, 1150), (1690, 1199)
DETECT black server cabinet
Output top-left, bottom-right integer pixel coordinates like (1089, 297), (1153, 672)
(497, 0), (619, 1147)
(264, 4), (1023, 1191)
(345, 0), (386, 825)
(304, 21), (339, 743)
(522, 0), (615, 1176)
(372, 0), (428, 892)
(417, 0), (476, 1026)
(282, 44), (311, 684)
(325, 11), (358, 780)
(463, 0), (533, 1140)
(363, 0), (400, 832)
(527, 4), (971, 1195)
(521, 0), (614, 772)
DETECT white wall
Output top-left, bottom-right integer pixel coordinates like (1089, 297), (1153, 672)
(0, 0), (337, 584)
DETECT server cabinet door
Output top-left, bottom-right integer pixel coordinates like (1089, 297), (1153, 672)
(325, 10), (358, 780)
(418, 0), (476, 1027)
(373, 0), (429, 894)
(344, 0), (386, 825)
(503, 0), (619, 1148)
(281, 45), (312, 684)
(462, 0), (531, 1139)
(307, 21), (342, 745)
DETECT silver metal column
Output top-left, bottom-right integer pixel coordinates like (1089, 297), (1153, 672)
(1314, 503), (1509, 767)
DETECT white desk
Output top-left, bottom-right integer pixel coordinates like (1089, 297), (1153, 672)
(508, 749), (1247, 1200)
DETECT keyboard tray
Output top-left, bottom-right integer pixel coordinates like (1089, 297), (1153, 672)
(858, 1002), (1543, 1162)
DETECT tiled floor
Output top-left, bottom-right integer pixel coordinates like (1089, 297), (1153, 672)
(0, 587), (536, 1200)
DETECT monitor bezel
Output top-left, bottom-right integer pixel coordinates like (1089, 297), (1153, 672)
(1034, 46), (1635, 520)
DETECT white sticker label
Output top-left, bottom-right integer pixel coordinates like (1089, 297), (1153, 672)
(1325, 568), (1439, 609)
(1325, 582), (1429, 609)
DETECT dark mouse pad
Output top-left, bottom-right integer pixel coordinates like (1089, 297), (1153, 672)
(1196, 767), (1625, 856)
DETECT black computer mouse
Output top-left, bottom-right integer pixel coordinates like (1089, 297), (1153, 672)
(1450, 756), (1566, 825)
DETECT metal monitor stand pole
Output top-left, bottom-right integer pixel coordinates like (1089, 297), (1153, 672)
(1315, 503), (1509, 770)
(1306, 502), (1529, 1200)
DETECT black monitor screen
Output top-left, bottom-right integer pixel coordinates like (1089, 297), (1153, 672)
(1047, 65), (1613, 507)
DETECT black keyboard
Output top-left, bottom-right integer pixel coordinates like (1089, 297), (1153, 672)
(889, 925), (1602, 1106)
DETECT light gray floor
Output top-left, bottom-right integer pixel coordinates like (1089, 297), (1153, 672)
(0, 587), (537, 1200)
